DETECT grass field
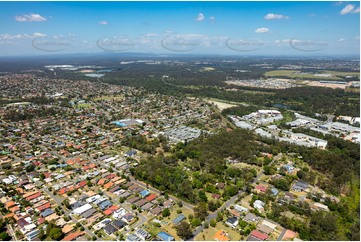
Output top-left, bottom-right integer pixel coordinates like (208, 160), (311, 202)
(230, 162), (262, 172)
(76, 103), (93, 108)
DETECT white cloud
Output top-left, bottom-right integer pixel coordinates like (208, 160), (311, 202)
(255, 27), (270, 33)
(32, 32), (47, 37)
(143, 33), (158, 38)
(0, 33), (46, 40)
(99, 21), (108, 25)
(338, 38), (345, 42)
(209, 16), (216, 23)
(275, 39), (291, 44)
(195, 13), (205, 21)
(340, 4), (360, 15)
(15, 13), (47, 22)
(264, 13), (289, 20)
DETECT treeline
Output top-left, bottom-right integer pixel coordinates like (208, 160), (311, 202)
(221, 105), (260, 117)
(121, 135), (159, 155)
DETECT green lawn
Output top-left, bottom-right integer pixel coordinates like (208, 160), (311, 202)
(93, 95), (124, 101)
(76, 103), (93, 108)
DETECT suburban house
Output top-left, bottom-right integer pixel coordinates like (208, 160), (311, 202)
(225, 217), (239, 228)
(214, 229), (230, 241)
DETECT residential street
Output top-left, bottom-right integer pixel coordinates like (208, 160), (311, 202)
(42, 188), (99, 240)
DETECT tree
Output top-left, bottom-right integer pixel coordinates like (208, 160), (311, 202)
(118, 233), (125, 241)
(210, 219), (217, 227)
(0, 232), (10, 241)
(39, 173), (45, 180)
(270, 178), (291, 191)
(49, 227), (63, 240)
(297, 170), (305, 180)
(25, 164), (35, 172)
(177, 200), (183, 207)
(216, 212), (223, 222)
(190, 218), (202, 228)
(162, 208), (170, 217)
(264, 166), (275, 175)
(194, 202), (208, 221)
(309, 212), (338, 240)
(198, 190), (208, 202)
(208, 200), (220, 212)
(175, 221), (193, 240)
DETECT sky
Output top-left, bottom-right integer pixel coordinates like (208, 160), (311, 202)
(0, 1), (359, 56)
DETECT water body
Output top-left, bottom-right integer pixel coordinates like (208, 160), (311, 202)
(112, 121), (127, 127)
(85, 73), (105, 78)
(97, 69), (113, 73)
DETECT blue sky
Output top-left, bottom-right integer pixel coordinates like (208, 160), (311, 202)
(0, 1), (359, 56)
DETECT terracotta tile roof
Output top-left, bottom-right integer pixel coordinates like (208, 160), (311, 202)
(23, 191), (38, 199)
(103, 205), (119, 216)
(214, 230), (230, 241)
(36, 203), (51, 212)
(104, 182), (114, 189)
(10, 206), (20, 213)
(106, 174), (116, 180)
(255, 185), (267, 193)
(38, 217), (45, 225)
(146, 194), (157, 202)
(77, 181), (87, 188)
(250, 230), (268, 241)
(25, 192), (41, 201)
(282, 230), (297, 240)
(61, 231), (85, 241)
(97, 178), (106, 185)
(5, 201), (15, 209)
(58, 187), (68, 195)
(212, 194), (221, 199)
